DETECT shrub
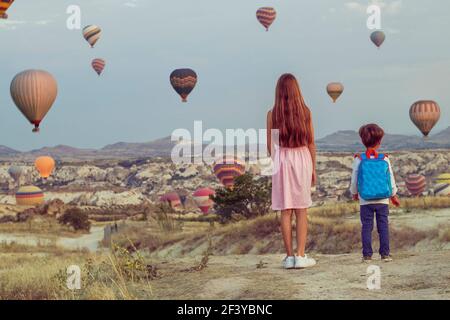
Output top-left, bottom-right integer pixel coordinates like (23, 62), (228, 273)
(212, 173), (271, 223)
(58, 208), (91, 231)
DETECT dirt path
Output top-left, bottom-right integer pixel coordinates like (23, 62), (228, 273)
(151, 250), (450, 300)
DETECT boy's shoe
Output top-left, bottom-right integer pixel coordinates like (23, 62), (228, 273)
(381, 255), (393, 262)
(294, 255), (316, 269)
(283, 256), (295, 269)
(362, 256), (372, 263)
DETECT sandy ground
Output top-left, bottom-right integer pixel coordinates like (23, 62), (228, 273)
(151, 250), (450, 300)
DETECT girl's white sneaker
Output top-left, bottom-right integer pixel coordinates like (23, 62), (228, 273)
(295, 255), (316, 269)
(283, 256), (295, 269)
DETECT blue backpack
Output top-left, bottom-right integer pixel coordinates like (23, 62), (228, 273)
(357, 151), (393, 200)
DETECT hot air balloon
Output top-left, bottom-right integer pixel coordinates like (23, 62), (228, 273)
(16, 186), (44, 206)
(213, 157), (246, 188)
(160, 192), (181, 208)
(0, 0), (14, 19)
(193, 188), (215, 214)
(8, 166), (23, 184)
(170, 68), (197, 102)
(92, 58), (106, 76)
(436, 173), (450, 184)
(326, 82), (344, 103)
(10, 70), (58, 133)
(83, 25), (101, 48)
(370, 30), (385, 48)
(35, 156), (55, 179)
(409, 100), (441, 137)
(256, 7), (277, 31)
(433, 173), (450, 196)
(405, 174), (426, 197)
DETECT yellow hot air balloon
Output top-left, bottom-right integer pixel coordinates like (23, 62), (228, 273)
(16, 186), (44, 206)
(326, 82), (344, 103)
(35, 156), (55, 179)
(409, 100), (441, 137)
(10, 70), (58, 133)
(435, 173), (450, 184)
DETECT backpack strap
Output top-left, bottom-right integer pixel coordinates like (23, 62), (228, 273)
(377, 153), (386, 160)
(365, 149), (379, 159)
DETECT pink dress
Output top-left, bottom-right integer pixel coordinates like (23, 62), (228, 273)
(271, 145), (313, 210)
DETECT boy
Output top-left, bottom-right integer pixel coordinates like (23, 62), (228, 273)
(350, 124), (400, 263)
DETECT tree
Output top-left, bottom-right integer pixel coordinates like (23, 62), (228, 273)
(58, 208), (91, 231)
(212, 173), (271, 223)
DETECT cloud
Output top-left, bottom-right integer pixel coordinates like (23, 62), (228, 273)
(124, 0), (139, 8)
(345, 0), (402, 15)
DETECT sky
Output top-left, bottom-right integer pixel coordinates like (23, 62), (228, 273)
(1, 0), (450, 151)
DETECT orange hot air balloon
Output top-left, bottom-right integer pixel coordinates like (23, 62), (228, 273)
(35, 156), (55, 179)
(326, 82), (344, 103)
(409, 100), (441, 137)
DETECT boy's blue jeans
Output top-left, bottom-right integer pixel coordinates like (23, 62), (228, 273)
(360, 204), (390, 257)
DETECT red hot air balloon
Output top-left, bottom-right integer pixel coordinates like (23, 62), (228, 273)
(405, 174), (426, 197)
(193, 188), (215, 214)
(92, 58), (106, 76)
(256, 7), (277, 31)
(160, 192), (181, 208)
(213, 156), (246, 188)
(409, 100), (441, 137)
(370, 30), (385, 48)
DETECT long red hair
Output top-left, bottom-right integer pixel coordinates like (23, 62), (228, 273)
(271, 74), (313, 147)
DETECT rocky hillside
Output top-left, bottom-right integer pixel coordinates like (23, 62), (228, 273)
(0, 150), (449, 208)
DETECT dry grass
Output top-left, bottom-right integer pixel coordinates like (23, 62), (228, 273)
(401, 197), (450, 211)
(0, 244), (154, 300)
(0, 216), (84, 237)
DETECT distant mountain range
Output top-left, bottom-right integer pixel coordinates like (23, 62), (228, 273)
(316, 127), (450, 151)
(1, 128), (449, 161)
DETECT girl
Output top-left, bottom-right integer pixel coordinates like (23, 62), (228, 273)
(267, 74), (317, 269)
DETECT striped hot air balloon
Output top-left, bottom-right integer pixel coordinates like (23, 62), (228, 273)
(160, 192), (181, 208)
(326, 82), (344, 103)
(213, 157), (246, 188)
(170, 68), (197, 102)
(35, 156), (55, 179)
(83, 25), (101, 48)
(436, 173), (450, 184)
(405, 174), (426, 197)
(370, 30), (385, 48)
(16, 186), (44, 206)
(0, 0), (14, 19)
(10, 70), (58, 133)
(434, 183), (450, 196)
(92, 58), (106, 76)
(193, 188), (215, 214)
(256, 7), (277, 31)
(409, 100), (441, 137)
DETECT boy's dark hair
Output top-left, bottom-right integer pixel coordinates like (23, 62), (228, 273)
(359, 124), (384, 148)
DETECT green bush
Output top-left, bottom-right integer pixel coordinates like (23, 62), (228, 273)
(212, 173), (271, 223)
